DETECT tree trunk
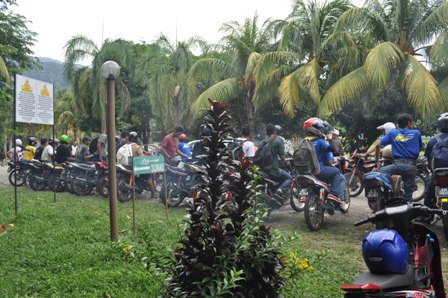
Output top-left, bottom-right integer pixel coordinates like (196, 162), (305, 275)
(245, 92), (255, 139)
(401, 89), (408, 113)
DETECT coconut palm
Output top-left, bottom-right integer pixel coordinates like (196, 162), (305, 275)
(253, 0), (353, 117)
(188, 14), (274, 133)
(64, 36), (132, 132)
(140, 34), (207, 132)
(319, 0), (448, 117)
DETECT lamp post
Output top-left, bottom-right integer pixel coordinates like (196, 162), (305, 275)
(101, 60), (120, 242)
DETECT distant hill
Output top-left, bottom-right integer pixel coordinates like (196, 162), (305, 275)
(22, 57), (70, 90)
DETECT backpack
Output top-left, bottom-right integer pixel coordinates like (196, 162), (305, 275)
(34, 146), (44, 161)
(117, 143), (133, 166)
(89, 137), (99, 155)
(430, 134), (448, 169)
(293, 137), (320, 175)
(228, 139), (248, 160)
(252, 139), (274, 169)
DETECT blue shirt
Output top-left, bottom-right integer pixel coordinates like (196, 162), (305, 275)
(178, 141), (192, 162)
(311, 137), (331, 170)
(424, 133), (448, 160)
(380, 128), (423, 160)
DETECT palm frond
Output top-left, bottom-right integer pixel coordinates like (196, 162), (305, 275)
(401, 55), (444, 117)
(191, 78), (240, 116)
(429, 29), (448, 67)
(364, 42), (403, 90)
(188, 58), (232, 82)
(439, 76), (448, 102)
(244, 52), (261, 79)
(414, 2), (448, 45)
(301, 59), (321, 106)
(319, 67), (369, 116)
(278, 67), (304, 117)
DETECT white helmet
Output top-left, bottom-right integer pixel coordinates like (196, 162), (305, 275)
(377, 122), (396, 134)
(15, 139), (22, 146)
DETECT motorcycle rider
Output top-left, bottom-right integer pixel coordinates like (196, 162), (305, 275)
(116, 130), (129, 152)
(34, 138), (47, 161)
(41, 139), (59, 162)
(55, 135), (75, 163)
(23, 137), (38, 161)
(304, 118), (348, 211)
(423, 112), (448, 210)
(332, 129), (344, 157)
(161, 126), (189, 165)
(378, 113), (423, 202)
(7, 139), (23, 161)
(263, 123), (292, 198)
(75, 136), (94, 164)
(178, 134), (192, 162)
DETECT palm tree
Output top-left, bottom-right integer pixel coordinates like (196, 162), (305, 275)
(64, 36), (131, 133)
(319, 0), (448, 117)
(140, 34), (206, 132)
(253, 0), (353, 117)
(189, 14), (273, 134)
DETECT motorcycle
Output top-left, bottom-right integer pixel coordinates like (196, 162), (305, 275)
(27, 160), (49, 191)
(159, 161), (207, 207)
(95, 161), (110, 198)
(116, 164), (150, 202)
(342, 198), (446, 297)
(411, 156), (430, 202)
(295, 173), (350, 231)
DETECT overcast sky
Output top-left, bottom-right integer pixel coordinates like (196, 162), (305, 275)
(13, 0), (293, 62)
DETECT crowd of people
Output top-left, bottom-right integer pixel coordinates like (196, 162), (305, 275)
(4, 111), (448, 214)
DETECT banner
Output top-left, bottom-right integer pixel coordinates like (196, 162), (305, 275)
(15, 74), (54, 125)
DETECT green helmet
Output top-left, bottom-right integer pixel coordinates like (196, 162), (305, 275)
(60, 134), (70, 143)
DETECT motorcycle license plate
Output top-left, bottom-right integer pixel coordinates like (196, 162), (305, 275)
(366, 189), (379, 198)
(438, 188), (448, 196)
(299, 188), (308, 196)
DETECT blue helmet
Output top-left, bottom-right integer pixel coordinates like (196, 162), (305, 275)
(362, 229), (408, 274)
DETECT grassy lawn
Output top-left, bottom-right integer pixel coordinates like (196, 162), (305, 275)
(0, 187), (421, 297)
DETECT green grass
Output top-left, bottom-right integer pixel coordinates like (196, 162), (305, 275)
(3, 187), (441, 297)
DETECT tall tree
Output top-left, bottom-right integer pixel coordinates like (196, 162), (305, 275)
(253, 0), (353, 117)
(319, 0), (448, 117)
(189, 14), (274, 134)
(63, 37), (132, 133)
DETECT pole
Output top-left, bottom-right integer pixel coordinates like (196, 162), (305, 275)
(52, 123), (56, 203)
(132, 173), (136, 239)
(13, 74), (17, 217)
(107, 78), (119, 242)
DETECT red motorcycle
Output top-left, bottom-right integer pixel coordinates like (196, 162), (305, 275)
(344, 150), (377, 197)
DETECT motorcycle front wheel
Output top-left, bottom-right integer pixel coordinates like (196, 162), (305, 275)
(289, 186), (306, 212)
(159, 178), (183, 208)
(47, 173), (66, 192)
(411, 173), (427, 202)
(304, 189), (324, 231)
(117, 174), (132, 202)
(96, 175), (109, 198)
(344, 171), (363, 197)
(28, 174), (46, 191)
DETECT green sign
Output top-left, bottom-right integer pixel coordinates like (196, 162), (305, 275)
(133, 156), (165, 174)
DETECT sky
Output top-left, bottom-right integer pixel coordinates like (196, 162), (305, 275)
(13, 0), (293, 63)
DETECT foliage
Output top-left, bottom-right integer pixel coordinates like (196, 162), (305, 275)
(164, 99), (285, 297)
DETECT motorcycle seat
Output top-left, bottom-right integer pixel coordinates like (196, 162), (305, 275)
(258, 171), (279, 186)
(433, 168), (448, 177)
(296, 174), (329, 190)
(351, 266), (415, 290)
(75, 163), (96, 171)
(363, 163), (376, 170)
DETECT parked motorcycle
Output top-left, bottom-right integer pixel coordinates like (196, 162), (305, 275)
(295, 173), (350, 231)
(344, 151), (377, 197)
(342, 198), (445, 297)
(159, 161), (207, 207)
(69, 162), (97, 196)
(27, 160), (49, 191)
(95, 161), (110, 198)
(431, 167), (448, 241)
(45, 162), (67, 192)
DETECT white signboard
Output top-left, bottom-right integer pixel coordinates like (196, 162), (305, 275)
(15, 74), (54, 125)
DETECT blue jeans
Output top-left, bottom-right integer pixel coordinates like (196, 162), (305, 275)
(273, 168), (292, 192)
(317, 166), (346, 200)
(379, 162), (417, 201)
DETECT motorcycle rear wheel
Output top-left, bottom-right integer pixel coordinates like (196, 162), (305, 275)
(159, 179), (183, 208)
(72, 173), (93, 196)
(8, 169), (26, 186)
(28, 175), (46, 191)
(344, 172), (363, 197)
(96, 175), (109, 198)
(411, 173), (427, 202)
(289, 186), (306, 212)
(304, 190), (324, 231)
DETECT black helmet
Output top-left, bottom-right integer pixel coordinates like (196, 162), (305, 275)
(28, 137), (37, 145)
(438, 112), (448, 133)
(129, 131), (138, 142)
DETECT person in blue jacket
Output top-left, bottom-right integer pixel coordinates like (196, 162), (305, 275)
(303, 117), (348, 212)
(378, 113), (423, 202)
(178, 134), (192, 162)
